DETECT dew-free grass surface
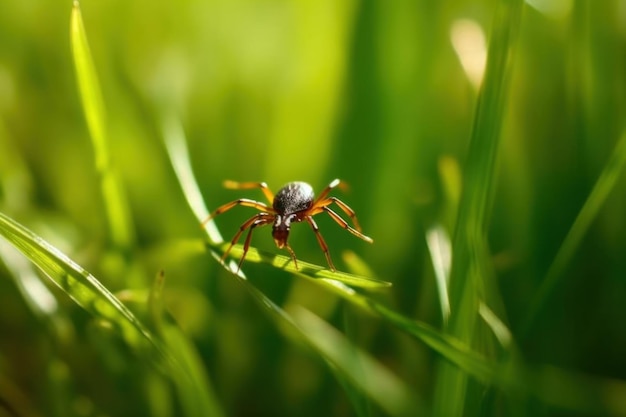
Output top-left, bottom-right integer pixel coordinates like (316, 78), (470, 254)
(1, 1), (626, 416)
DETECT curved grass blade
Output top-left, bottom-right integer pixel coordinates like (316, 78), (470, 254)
(370, 296), (626, 416)
(425, 224), (452, 325)
(521, 129), (626, 335)
(147, 271), (224, 417)
(211, 242), (392, 290)
(290, 307), (424, 416)
(71, 1), (134, 250)
(161, 114), (220, 244)
(0, 211), (172, 366)
(159, 107), (626, 416)
(0, 237), (59, 320)
(208, 262), (414, 417)
(437, 0), (524, 415)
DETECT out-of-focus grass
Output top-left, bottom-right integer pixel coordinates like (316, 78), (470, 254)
(1, 0), (625, 416)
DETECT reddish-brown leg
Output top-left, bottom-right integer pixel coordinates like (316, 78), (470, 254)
(201, 199), (274, 226)
(305, 216), (336, 271)
(221, 213), (273, 263)
(320, 207), (374, 243)
(236, 216), (273, 272)
(313, 179), (344, 204)
(282, 244), (299, 270)
(312, 197), (364, 231)
(223, 180), (275, 204)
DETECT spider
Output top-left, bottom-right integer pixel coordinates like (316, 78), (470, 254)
(202, 179), (373, 272)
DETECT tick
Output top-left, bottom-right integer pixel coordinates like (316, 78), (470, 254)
(202, 179), (373, 272)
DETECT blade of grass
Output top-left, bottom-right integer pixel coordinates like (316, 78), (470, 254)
(290, 306), (424, 416)
(0, 237), (59, 319)
(425, 224), (452, 325)
(161, 111), (626, 415)
(70, 1), (134, 250)
(0, 211), (170, 365)
(435, 0), (524, 415)
(339, 306), (374, 417)
(161, 114), (220, 244)
(108, 237), (626, 415)
(521, 129), (626, 335)
(213, 242), (392, 290)
(373, 298), (626, 416)
(147, 271), (224, 417)
(0, 211), (229, 417)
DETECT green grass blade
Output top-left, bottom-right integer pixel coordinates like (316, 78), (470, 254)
(290, 307), (423, 416)
(0, 237), (59, 320)
(521, 129), (626, 334)
(436, 0), (524, 415)
(70, 1), (134, 250)
(0, 211), (171, 365)
(160, 111), (626, 415)
(213, 242), (392, 289)
(199, 246), (403, 416)
(161, 114), (219, 243)
(342, 280), (626, 415)
(447, 0), (524, 318)
(425, 224), (452, 325)
(147, 272), (224, 417)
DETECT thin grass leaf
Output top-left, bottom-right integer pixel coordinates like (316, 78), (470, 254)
(425, 224), (452, 325)
(375, 297), (626, 416)
(0, 211), (172, 366)
(204, 244), (404, 417)
(147, 271), (224, 417)
(447, 0), (524, 323)
(435, 0), (524, 415)
(339, 306), (374, 417)
(521, 129), (626, 335)
(70, 1), (134, 250)
(212, 242), (392, 289)
(249, 284), (404, 416)
(160, 109), (626, 416)
(161, 114), (220, 243)
(478, 302), (513, 349)
(290, 307), (423, 416)
(0, 237), (59, 319)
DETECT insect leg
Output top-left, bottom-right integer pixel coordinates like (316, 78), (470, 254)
(306, 216), (336, 271)
(221, 213), (271, 263)
(283, 244), (299, 270)
(223, 180), (275, 204)
(322, 207), (373, 243)
(312, 197), (364, 231)
(312, 178), (344, 204)
(236, 216), (273, 272)
(201, 199), (274, 226)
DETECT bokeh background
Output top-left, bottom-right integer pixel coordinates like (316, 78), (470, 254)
(1, 0), (625, 416)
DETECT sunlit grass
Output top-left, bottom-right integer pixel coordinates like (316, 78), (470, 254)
(0, 0), (625, 416)
(70, 1), (134, 251)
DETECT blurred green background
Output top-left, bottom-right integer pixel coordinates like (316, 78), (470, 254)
(1, 0), (626, 416)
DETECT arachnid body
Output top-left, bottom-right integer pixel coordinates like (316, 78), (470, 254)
(202, 179), (373, 272)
